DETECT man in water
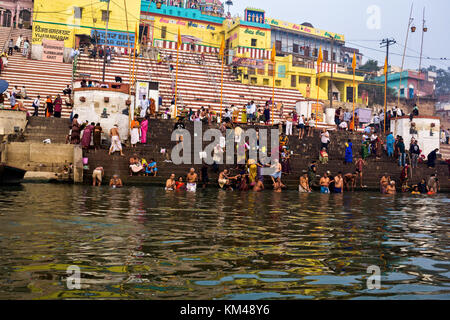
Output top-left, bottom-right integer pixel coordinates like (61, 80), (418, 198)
(380, 174), (390, 194)
(427, 174), (440, 194)
(109, 174), (123, 188)
(253, 178), (265, 192)
(343, 172), (358, 192)
(273, 177), (286, 193)
(109, 124), (124, 156)
(186, 168), (198, 192)
(218, 169), (231, 190)
(385, 181), (396, 195)
(165, 173), (176, 191)
(320, 171), (333, 194)
(92, 166), (104, 186)
(270, 159), (282, 184)
(334, 172), (344, 193)
(299, 171), (311, 193)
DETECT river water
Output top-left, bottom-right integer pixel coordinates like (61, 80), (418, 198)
(0, 184), (449, 300)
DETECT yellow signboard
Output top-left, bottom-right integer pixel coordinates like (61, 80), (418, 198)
(264, 17), (345, 41)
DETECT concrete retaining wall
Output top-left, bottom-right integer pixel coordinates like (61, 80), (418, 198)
(0, 110), (28, 135)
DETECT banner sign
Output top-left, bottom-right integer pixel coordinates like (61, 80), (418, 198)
(42, 39), (64, 62)
(232, 57), (267, 69)
(91, 29), (135, 48)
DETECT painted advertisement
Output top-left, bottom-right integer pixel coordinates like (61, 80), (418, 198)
(42, 39), (64, 62)
(264, 17), (344, 41)
(232, 57), (267, 69)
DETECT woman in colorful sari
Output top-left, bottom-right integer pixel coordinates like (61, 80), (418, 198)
(241, 106), (247, 124)
(140, 116), (149, 144)
(130, 117), (140, 148)
(70, 114), (81, 144)
(344, 139), (353, 164)
(81, 122), (95, 151)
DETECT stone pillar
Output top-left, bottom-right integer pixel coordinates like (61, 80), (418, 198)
(0, 11), (4, 27)
(73, 145), (83, 183)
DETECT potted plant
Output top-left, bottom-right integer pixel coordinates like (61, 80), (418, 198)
(104, 97), (109, 103)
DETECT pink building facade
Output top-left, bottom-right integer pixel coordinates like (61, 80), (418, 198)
(0, 0), (33, 29)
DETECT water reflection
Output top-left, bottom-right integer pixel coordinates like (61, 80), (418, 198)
(0, 184), (448, 300)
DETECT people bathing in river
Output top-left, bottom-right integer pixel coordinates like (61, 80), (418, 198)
(320, 171), (333, 194)
(186, 168), (198, 192)
(385, 181), (397, 195)
(165, 174), (176, 191)
(92, 166), (104, 186)
(109, 174), (123, 188)
(334, 172), (344, 193)
(299, 171), (312, 193)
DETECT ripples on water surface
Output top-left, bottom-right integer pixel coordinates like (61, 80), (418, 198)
(0, 184), (449, 300)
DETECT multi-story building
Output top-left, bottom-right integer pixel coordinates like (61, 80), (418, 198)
(141, 1), (364, 103)
(31, 0), (141, 60)
(0, 0), (33, 29)
(375, 69), (436, 99)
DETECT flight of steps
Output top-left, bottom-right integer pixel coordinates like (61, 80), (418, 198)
(75, 47), (305, 123)
(0, 27), (73, 118)
(74, 119), (449, 190)
(23, 117), (71, 144)
(440, 143), (450, 160)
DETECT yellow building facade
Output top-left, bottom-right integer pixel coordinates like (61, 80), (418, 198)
(32, 0), (140, 56)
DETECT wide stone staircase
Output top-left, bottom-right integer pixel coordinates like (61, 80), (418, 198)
(78, 119), (450, 191)
(75, 47), (305, 123)
(0, 27), (73, 118)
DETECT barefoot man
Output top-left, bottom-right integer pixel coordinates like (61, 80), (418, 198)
(273, 177), (286, 193)
(385, 180), (397, 195)
(299, 171), (311, 193)
(334, 172), (344, 193)
(253, 178), (265, 192)
(355, 157), (366, 188)
(320, 171), (333, 194)
(186, 168), (198, 192)
(109, 124), (124, 156)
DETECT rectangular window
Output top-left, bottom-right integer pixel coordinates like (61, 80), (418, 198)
(323, 50), (329, 61)
(268, 64), (274, 77)
(299, 76), (311, 84)
(74, 7), (83, 19)
(161, 26), (167, 39)
(275, 80), (282, 86)
(101, 10), (110, 23)
(251, 38), (257, 47)
(313, 48), (318, 57)
(263, 79), (269, 85)
(293, 43), (299, 53)
(248, 67), (256, 75)
(291, 75), (297, 87)
(257, 67), (265, 76)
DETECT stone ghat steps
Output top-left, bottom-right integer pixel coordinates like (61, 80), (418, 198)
(75, 51), (303, 120)
(76, 52), (303, 99)
(0, 27), (31, 51)
(440, 144), (450, 160)
(23, 117), (71, 143)
(84, 150), (449, 190)
(1, 52), (74, 117)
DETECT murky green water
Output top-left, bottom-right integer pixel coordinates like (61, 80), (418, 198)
(0, 184), (449, 300)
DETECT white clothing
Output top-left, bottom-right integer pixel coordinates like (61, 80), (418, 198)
(130, 128), (140, 145)
(286, 121), (293, 136)
(109, 135), (122, 153)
